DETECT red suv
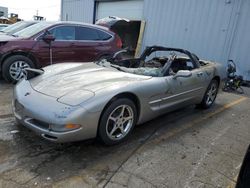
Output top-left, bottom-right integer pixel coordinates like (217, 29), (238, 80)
(0, 21), (122, 82)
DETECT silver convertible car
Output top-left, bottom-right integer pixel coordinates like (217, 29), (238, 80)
(13, 46), (225, 145)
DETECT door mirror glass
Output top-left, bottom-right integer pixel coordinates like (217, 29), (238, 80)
(43, 34), (55, 43)
(173, 70), (192, 79)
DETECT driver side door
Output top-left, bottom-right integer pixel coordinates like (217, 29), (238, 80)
(160, 60), (205, 110)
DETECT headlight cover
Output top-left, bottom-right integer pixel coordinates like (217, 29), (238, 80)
(57, 90), (95, 106)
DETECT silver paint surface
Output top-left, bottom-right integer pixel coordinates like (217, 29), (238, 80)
(13, 61), (223, 142)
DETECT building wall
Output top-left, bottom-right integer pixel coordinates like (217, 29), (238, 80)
(142, 0), (250, 80)
(227, 0), (250, 80)
(0, 6), (8, 17)
(61, 0), (250, 80)
(61, 0), (94, 23)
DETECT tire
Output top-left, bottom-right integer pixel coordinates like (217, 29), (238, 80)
(98, 98), (137, 145)
(2, 55), (35, 83)
(199, 79), (219, 109)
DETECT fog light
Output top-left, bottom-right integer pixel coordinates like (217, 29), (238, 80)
(65, 124), (81, 130)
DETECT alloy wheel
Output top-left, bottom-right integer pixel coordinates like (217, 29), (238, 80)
(106, 105), (134, 141)
(9, 61), (30, 81)
(206, 82), (218, 106)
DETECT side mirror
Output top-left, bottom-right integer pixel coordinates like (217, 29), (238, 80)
(43, 34), (55, 43)
(173, 70), (192, 79)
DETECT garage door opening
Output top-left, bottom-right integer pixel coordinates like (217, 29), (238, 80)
(96, 17), (145, 57)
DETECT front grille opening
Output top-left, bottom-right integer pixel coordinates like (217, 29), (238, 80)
(43, 134), (57, 140)
(28, 119), (50, 129)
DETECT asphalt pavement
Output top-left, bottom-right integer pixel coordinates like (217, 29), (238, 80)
(0, 81), (249, 188)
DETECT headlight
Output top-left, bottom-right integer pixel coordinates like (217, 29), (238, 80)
(57, 90), (94, 106)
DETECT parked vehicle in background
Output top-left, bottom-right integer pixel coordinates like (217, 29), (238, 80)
(0, 21), (38, 36)
(0, 21), (122, 83)
(0, 24), (9, 31)
(13, 46), (224, 145)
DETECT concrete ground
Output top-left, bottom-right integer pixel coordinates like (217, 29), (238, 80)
(0, 80), (250, 188)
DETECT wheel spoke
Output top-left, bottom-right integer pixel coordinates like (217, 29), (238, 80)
(9, 70), (17, 74)
(109, 117), (117, 123)
(119, 106), (125, 117)
(123, 116), (133, 122)
(109, 125), (117, 136)
(206, 96), (211, 104)
(16, 72), (23, 80)
(120, 125), (125, 134)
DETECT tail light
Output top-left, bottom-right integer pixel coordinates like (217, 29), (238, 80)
(116, 36), (122, 48)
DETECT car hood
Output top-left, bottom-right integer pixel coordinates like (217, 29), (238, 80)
(30, 63), (151, 98)
(0, 34), (21, 41)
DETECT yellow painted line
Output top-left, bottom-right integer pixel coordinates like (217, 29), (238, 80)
(226, 175), (238, 188)
(133, 96), (248, 187)
(151, 96), (248, 145)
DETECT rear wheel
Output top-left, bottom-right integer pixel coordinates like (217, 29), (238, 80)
(98, 98), (137, 145)
(199, 79), (219, 109)
(2, 55), (35, 83)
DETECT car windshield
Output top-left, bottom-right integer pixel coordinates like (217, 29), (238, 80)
(0, 25), (8, 31)
(97, 59), (164, 77)
(14, 22), (54, 38)
(1, 21), (36, 35)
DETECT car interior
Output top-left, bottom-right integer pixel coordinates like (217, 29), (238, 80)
(100, 48), (198, 77)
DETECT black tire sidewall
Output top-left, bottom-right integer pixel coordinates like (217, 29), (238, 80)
(201, 80), (219, 109)
(98, 98), (137, 145)
(2, 55), (35, 83)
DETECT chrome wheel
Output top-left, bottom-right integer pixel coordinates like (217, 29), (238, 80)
(205, 82), (218, 106)
(9, 61), (30, 81)
(106, 105), (134, 141)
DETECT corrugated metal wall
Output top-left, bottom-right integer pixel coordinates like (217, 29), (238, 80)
(227, 0), (250, 80)
(142, 0), (250, 80)
(61, 0), (94, 23)
(61, 0), (250, 80)
(143, 0), (233, 63)
(0, 6), (8, 17)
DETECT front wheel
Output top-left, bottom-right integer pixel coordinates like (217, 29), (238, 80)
(199, 79), (219, 109)
(2, 55), (35, 83)
(98, 98), (137, 145)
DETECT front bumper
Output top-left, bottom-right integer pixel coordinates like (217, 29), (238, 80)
(13, 80), (99, 143)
